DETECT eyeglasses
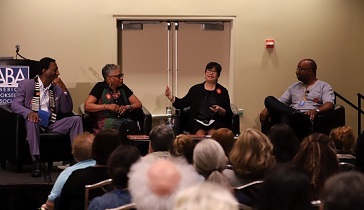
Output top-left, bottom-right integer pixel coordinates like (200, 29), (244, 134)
(296, 66), (311, 71)
(206, 69), (217, 74)
(108, 74), (124, 79)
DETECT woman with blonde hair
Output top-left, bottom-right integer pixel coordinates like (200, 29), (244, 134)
(193, 139), (231, 189)
(224, 128), (275, 187)
(171, 134), (195, 164)
(329, 125), (356, 155)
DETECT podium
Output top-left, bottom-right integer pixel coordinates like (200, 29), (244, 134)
(0, 59), (38, 104)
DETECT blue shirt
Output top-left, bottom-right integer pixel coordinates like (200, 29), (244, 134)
(48, 159), (96, 201)
(279, 80), (335, 112)
(88, 189), (132, 210)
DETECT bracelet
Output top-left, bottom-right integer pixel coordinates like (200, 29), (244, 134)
(103, 104), (106, 110)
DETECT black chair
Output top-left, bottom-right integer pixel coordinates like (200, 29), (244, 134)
(0, 103), (73, 172)
(261, 105), (345, 138)
(172, 104), (240, 136)
(234, 180), (264, 208)
(79, 104), (152, 136)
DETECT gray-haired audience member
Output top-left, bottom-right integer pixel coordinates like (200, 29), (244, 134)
(193, 139), (231, 189)
(173, 182), (238, 210)
(128, 157), (201, 210)
(320, 171), (364, 210)
(145, 124), (175, 159)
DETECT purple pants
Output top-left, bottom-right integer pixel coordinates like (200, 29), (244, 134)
(25, 115), (83, 159)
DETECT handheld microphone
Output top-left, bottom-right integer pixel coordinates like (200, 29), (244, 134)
(306, 90), (309, 94)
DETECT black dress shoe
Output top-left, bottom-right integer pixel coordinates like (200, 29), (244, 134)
(31, 161), (42, 177)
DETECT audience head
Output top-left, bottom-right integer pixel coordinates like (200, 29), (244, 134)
(92, 129), (122, 165)
(205, 62), (222, 77)
(230, 128), (275, 179)
(173, 182), (238, 210)
(329, 126), (356, 154)
(211, 128), (235, 158)
(320, 171), (364, 210)
(268, 123), (299, 163)
(292, 133), (339, 198)
(193, 139), (230, 189)
(257, 163), (313, 210)
(107, 145), (141, 189)
(128, 157), (201, 210)
(37, 57), (56, 76)
(72, 132), (95, 162)
(172, 134), (195, 164)
(149, 124), (175, 153)
(101, 64), (120, 80)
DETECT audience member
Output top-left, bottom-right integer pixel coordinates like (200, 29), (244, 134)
(260, 58), (335, 139)
(171, 134), (195, 164)
(292, 133), (339, 199)
(128, 158), (201, 210)
(173, 182), (239, 210)
(211, 127), (235, 160)
(88, 145), (141, 210)
(57, 129), (122, 210)
(165, 62), (233, 135)
(355, 131), (364, 172)
(267, 123), (299, 163)
(329, 126), (356, 157)
(40, 132), (96, 210)
(193, 139), (231, 189)
(320, 171), (364, 210)
(256, 163), (314, 210)
(11, 57), (83, 177)
(84, 64), (142, 135)
(224, 128), (275, 187)
(145, 124), (175, 159)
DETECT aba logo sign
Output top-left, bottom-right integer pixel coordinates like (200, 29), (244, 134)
(0, 66), (29, 104)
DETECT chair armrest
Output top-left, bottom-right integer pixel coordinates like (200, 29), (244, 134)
(230, 104), (240, 135)
(141, 106), (152, 135)
(314, 105), (345, 135)
(79, 103), (94, 133)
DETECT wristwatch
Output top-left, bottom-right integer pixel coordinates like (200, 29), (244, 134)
(315, 108), (320, 113)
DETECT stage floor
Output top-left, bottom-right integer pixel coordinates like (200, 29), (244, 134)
(0, 162), (62, 210)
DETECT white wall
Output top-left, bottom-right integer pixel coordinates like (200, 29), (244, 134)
(1, 0), (363, 135)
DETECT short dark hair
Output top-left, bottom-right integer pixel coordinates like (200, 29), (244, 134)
(37, 57), (55, 76)
(205, 62), (222, 77)
(268, 123), (299, 163)
(257, 163), (313, 210)
(149, 125), (175, 152)
(302, 58), (317, 73)
(92, 129), (122, 165)
(321, 171), (364, 210)
(107, 145), (141, 188)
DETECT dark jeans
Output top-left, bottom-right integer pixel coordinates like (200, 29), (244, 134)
(264, 96), (311, 140)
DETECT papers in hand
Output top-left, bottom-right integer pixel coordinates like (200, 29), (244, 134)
(195, 119), (215, 126)
(38, 109), (50, 127)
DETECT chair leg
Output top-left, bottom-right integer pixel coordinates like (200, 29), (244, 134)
(1, 159), (6, 169)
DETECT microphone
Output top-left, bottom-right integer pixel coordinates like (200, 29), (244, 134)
(306, 90), (309, 94)
(15, 44), (28, 60)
